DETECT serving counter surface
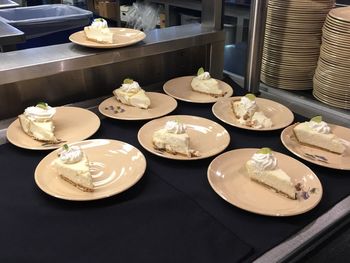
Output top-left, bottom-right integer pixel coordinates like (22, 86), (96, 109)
(0, 79), (349, 262)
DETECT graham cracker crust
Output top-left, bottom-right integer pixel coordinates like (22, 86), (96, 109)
(153, 142), (200, 157)
(250, 177), (297, 200)
(191, 87), (227, 98)
(60, 175), (94, 192)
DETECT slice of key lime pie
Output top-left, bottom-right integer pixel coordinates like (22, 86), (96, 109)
(113, 78), (151, 109)
(18, 102), (58, 142)
(84, 18), (116, 44)
(246, 148), (297, 200)
(191, 67), (224, 97)
(152, 120), (199, 157)
(53, 144), (94, 192)
(293, 116), (345, 154)
(232, 94), (272, 129)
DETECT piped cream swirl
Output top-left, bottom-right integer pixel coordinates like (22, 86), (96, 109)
(240, 96), (258, 115)
(58, 146), (83, 164)
(120, 81), (141, 93)
(91, 18), (108, 29)
(24, 105), (56, 121)
(308, 120), (331, 134)
(197, 72), (211, 80)
(250, 152), (277, 171)
(164, 120), (186, 134)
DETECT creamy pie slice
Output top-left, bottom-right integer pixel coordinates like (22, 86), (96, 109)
(113, 78), (151, 109)
(53, 144), (94, 192)
(84, 18), (116, 44)
(191, 67), (224, 97)
(152, 120), (199, 157)
(232, 94), (272, 129)
(18, 102), (57, 142)
(245, 148), (297, 200)
(293, 116), (345, 154)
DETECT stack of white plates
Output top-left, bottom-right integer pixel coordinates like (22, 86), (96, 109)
(313, 6), (350, 109)
(261, 0), (335, 90)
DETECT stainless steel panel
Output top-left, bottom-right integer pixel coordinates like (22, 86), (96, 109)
(0, 24), (225, 85)
(0, 45), (207, 119)
(244, 0), (268, 94)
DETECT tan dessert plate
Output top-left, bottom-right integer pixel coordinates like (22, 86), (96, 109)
(137, 115), (230, 160)
(163, 76), (233, 103)
(69, 28), (146, 48)
(98, 92), (177, 120)
(208, 148), (323, 216)
(35, 139), (146, 201)
(7, 107), (100, 150)
(212, 97), (294, 131)
(281, 124), (350, 170)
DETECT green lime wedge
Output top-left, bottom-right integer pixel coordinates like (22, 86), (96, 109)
(245, 93), (256, 101)
(311, 116), (322, 123)
(197, 67), (205, 76)
(257, 147), (272, 154)
(123, 78), (134, 84)
(36, 102), (48, 109)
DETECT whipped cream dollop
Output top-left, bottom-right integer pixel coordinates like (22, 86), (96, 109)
(24, 104), (56, 121)
(308, 120), (331, 134)
(197, 71), (211, 80)
(59, 145), (83, 164)
(250, 152), (277, 171)
(164, 120), (186, 134)
(240, 96), (258, 115)
(91, 18), (108, 29)
(120, 81), (141, 93)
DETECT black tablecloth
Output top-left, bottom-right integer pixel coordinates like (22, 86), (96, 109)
(1, 79), (349, 262)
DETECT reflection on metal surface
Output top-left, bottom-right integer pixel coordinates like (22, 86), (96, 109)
(0, 24), (225, 120)
(244, 0), (268, 94)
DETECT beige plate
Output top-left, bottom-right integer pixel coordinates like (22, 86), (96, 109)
(137, 115), (230, 160)
(98, 92), (177, 120)
(69, 28), (146, 49)
(281, 124), (350, 170)
(163, 76), (233, 103)
(35, 139), (146, 201)
(208, 148), (323, 216)
(7, 107), (100, 150)
(212, 97), (294, 131)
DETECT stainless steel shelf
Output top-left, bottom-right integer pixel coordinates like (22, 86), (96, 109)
(0, 24), (224, 85)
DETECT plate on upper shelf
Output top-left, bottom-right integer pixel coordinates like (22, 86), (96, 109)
(281, 123), (350, 170)
(6, 107), (100, 150)
(34, 139), (146, 201)
(212, 97), (294, 131)
(137, 115), (230, 160)
(207, 148), (323, 216)
(98, 92), (177, 120)
(69, 28), (146, 49)
(163, 76), (233, 103)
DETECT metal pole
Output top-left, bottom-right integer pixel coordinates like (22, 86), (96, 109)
(244, 0), (268, 94)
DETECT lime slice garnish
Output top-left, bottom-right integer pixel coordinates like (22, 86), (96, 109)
(257, 147), (272, 154)
(311, 116), (322, 123)
(123, 78), (134, 84)
(245, 93), (256, 101)
(197, 67), (205, 76)
(36, 102), (48, 109)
